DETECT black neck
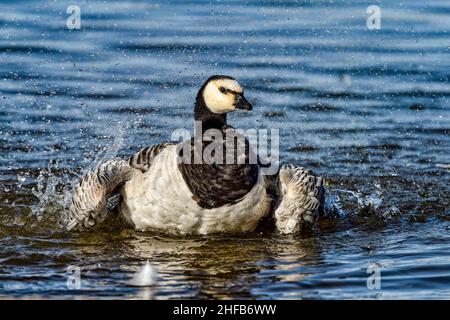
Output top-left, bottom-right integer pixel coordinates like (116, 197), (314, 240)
(194, 89), (227, 133)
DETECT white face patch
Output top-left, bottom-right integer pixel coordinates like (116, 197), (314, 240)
(203, 79), (243, 114)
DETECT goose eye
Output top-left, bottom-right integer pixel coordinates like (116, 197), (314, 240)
(219, 86), (226, 94)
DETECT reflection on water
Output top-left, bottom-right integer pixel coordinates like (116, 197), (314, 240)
(0, 0), (449, 299)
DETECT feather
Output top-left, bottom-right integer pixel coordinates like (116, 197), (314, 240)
(63, 143), (171, 231)
(272, 164), (325, 234)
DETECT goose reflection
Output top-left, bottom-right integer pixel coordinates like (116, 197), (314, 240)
(122, 232), (323, 299)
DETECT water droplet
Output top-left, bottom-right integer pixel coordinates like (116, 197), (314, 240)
(127, 260), (158, 287)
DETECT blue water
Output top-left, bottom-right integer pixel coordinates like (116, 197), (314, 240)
(0, 0), (449, 299)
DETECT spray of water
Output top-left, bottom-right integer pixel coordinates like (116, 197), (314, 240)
(29, 118), (139, 230)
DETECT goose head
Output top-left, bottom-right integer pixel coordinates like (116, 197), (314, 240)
(195, 75), (252, 129)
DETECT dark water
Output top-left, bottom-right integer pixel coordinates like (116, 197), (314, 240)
(0, 0), (449, 299)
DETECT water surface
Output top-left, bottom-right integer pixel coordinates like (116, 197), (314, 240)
(0, 0), (449, 299)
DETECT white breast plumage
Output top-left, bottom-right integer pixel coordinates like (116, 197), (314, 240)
(119, 145), (271, 235)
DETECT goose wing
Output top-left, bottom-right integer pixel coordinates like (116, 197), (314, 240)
(63, 143), (172, 231)
(267, 164), (325, 234)
(128, 143), (173, 171)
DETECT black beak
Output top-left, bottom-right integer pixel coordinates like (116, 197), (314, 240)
(234, 95), (253, 111)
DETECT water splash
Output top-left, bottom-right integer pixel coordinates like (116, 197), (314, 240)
(30, 119), (137, 230)
(127, 260), (158, 287)
(31, 160), (76, 222)
(335, 188), (382, 215)
(327, 183), (403, 219)
(324, 192), (346, 218)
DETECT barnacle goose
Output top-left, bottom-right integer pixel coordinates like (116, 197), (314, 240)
(63, 75), (325, 235)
